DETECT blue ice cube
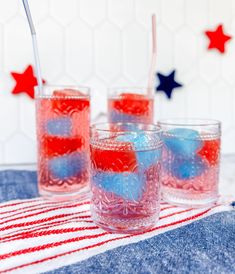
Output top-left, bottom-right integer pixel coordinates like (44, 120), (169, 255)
(163, 128), (202, 158)
(49, 152), (87, 179)
(109, 110), (139, 123)
(117, 132), (161, 169)
(92, 172), (145, 201)
(137, 149), (161, 169)
(46, 117), (72, 136)
(116, 132), (138, 143)
(170, 156), (207, 180)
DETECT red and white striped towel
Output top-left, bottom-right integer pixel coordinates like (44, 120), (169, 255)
(0, 196), (229, 274)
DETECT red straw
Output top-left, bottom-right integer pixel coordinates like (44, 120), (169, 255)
(147, 14), (157, 96)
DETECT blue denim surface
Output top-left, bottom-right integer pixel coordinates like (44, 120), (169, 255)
(0, 170), (234, 274)
(0, 170), (38, 202)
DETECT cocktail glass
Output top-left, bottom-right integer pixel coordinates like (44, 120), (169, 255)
(35, 85), (90, 199)
(158, 119), (221, 207)
(90, 122), (162, 233)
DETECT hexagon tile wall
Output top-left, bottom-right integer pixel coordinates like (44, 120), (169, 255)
(0, 0), (235, 164)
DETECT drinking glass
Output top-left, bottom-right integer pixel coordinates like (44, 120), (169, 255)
(158, 119), (221, 207)
(90, 122), (162, 233)
(108, 88), (154, 124)
(35, 85), (90, 199)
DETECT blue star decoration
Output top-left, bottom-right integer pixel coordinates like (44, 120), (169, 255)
(156, 70), (183, 99)
(231, 201), (235, 209)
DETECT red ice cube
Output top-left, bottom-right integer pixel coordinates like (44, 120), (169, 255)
(52, 89), (89, 114)
(198, 139), (220, 166)
(41, 135), (84, 158)
(53, 89), (84, 97)
(112, 93), (151, 116)
(91, 141), (137, 172)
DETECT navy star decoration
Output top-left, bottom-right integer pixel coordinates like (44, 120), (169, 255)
(156, 70), (183, 99)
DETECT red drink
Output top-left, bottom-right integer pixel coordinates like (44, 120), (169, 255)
(36, 86), (90, 198)
(108, 89), (154, 123)
(90, 123), (162, 233)
(159, 119), (221, 207)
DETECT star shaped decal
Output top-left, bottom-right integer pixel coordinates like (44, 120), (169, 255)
(11, 65), (46, 99)
(205, 24), (232, 54)
(156, 70), (183, 99)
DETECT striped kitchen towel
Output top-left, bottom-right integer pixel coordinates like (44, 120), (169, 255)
(0, 194), (230, 274)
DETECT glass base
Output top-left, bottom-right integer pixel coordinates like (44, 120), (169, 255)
(39, 185), (90, 202)
(91, 210), (159, 234)
(162, 187), (218, 208)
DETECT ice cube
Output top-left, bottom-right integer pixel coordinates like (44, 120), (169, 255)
(137, 149), (161, 169)
(53, 89), (84, 97)
(116, 132), (152, 150)
(46, 117), (72, 136)
(92, 172), (144, 201)
(163, 128), (202, 158)
(91, 140), (137, 172)
(116, 132), (161, 169)
(109, 110), (139, 123)
(42, 136), (84, 157)
(169, 155), (207, 180)
(49, 152), (87, 179)
(112, 93), (151, 116)
(52, 89), (89, 114)
(197, 139), (220, 166)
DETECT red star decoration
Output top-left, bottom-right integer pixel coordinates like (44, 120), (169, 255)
(205, 24), (232, 54)
(11, 65), (46, 99)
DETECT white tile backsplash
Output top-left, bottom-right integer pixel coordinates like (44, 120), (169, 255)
(4, 16), (32, 71)
(210, 80), (233, 131)
(199, 54), (221, 83)
(94, 22), (121, 83)
(4, 133), (36, 164)
(208, 0), (233, 26)
(161, 0), (185, 31)
(135, 0), (161, 28)
(174, 27), (198, 73)
(0, 0), (235, 164)
(0, 0), (18, 24)
(66, 19), (93, 82)
(50, 0), (77, 26)
(123, 23), (149, 83)
(19, 97), (36, 141)
(38, 18), (64, 81)
(79, 0), (107, 27)
(0, 96), (18, 142)
(185, 0), (208, 34)
(107, 0), (134, 28)
(157, 25), (174, 70)
(18, 0), (49, 24)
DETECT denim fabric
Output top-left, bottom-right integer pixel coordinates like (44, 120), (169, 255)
(47, 211), (235, 274)
(0, 170), (234, 274)
(0, 170), (38, 202)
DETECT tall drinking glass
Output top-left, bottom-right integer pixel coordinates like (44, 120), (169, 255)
(108, 88), (154, 124)
(90, 123), (162, 233)
(158, 119), (221, 207)
(35, 85), (90, 199)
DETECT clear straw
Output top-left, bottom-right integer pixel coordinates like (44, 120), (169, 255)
(22, 0), (43, 91)
(147, 14), (157, 97)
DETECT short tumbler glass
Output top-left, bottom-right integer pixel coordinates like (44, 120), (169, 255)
(90, 123), (162, 233)
(158, 119), (221, 207)
(108, 88), (154, 124)
(35, 85), (90, 199)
